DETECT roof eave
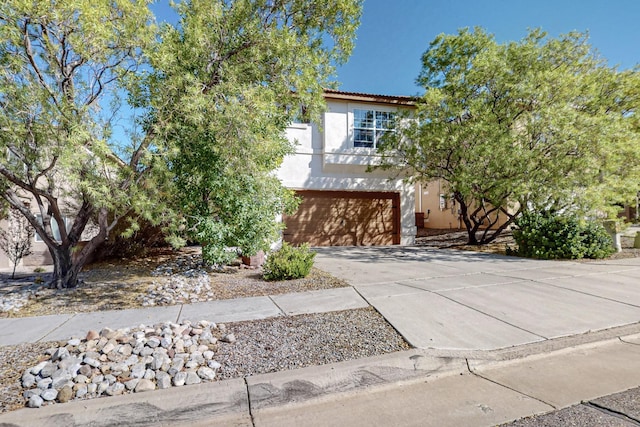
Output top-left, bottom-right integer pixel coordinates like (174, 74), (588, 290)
(323, 89), (416, 107)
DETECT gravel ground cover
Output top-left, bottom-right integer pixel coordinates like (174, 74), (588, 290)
(214, 308), (411, 379)
(0, 307), (409, 413)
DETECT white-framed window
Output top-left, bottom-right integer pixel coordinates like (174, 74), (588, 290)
(353, 109), (395, 148)
(291, 105), (310, 124)
(34, 215), (70, 242)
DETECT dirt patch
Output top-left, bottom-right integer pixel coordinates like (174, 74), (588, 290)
(416, 228), (516, 254)
(2, 247), (349, 318)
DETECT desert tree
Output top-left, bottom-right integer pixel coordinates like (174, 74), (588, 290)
(0, 0), (163, 288)
(147, 0), (362, 264)
(377, 28), (640, 244)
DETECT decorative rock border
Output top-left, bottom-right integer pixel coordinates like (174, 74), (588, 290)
(139, 271), (214, 306)
(0, 281), (43, 313)
(21, 320), (236, 408)
(139, 255), (216, 306)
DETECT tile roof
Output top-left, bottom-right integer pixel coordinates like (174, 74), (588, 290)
(323, 89), (416, 106)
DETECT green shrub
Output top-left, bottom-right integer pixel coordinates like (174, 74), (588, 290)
(263, 243), (316, 281)
(511, 211), (614, 260)
(581, 221), (617, 259)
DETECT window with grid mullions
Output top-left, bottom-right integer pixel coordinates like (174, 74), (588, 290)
(353, 109), (395, 148)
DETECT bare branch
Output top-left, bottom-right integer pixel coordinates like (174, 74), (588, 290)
(22, 19), (60, 109)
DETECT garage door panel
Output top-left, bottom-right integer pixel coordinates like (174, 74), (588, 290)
(283, 191), (399, 246)
(285, 232), (333, 246)
(360, 233), (392, 246)
(330, 234), (358, 246)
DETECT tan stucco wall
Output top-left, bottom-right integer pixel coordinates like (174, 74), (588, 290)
(414, 180), (511, 230)
(414, 180), (464, 229)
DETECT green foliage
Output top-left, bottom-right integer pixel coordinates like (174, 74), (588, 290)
(0, 0), (165, 287)
(148, 0), (362, 265)
(377, 27), (640, 245)
(509, 211), (614, 259)
(263, 243), (316, 281)
(0, 0), (361, 285)
(581, 222), (618, 259)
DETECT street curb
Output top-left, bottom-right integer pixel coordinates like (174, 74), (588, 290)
(5, 326), (640, 426)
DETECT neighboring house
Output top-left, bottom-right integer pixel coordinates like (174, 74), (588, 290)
(415, 179), (466, 230)
(0, 206), (98, 270)
(278, 89), (463, 247)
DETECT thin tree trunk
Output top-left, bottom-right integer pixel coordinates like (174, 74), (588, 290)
(46, 206), (115, 289)
(48, 245), (80, 289)
(455, 193), (479, 245)
(456, 194), (520, 245)
(476, 217), (516, 245)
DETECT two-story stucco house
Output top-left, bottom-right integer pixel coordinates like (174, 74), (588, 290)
(0, 89), (465, 271)
(277, 89), (419, 246)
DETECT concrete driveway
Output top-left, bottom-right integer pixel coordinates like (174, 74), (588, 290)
(313, 246), (640, 351)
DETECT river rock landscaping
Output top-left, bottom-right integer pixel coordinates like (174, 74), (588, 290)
(140, 256), (215, 306)
(2, 307), (410, 412)
(20, 320), (233, 408)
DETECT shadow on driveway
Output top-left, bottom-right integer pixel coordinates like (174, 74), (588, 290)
(312, 245), (546, 266)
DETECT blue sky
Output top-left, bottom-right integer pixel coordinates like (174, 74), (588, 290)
(336, 0), (640, 96)
(151, 1), (640, 97)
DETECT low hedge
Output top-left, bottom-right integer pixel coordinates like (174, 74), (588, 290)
(509, 211), (614, 260)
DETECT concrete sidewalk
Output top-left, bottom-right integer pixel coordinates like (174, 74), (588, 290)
(0, 286), (368, 346)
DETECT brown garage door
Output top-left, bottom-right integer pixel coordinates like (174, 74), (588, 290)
(283, 190), (400, 246)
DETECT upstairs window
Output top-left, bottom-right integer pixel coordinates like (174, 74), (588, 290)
(353, 109), (395, 148)
(289, 105), (310, 124)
